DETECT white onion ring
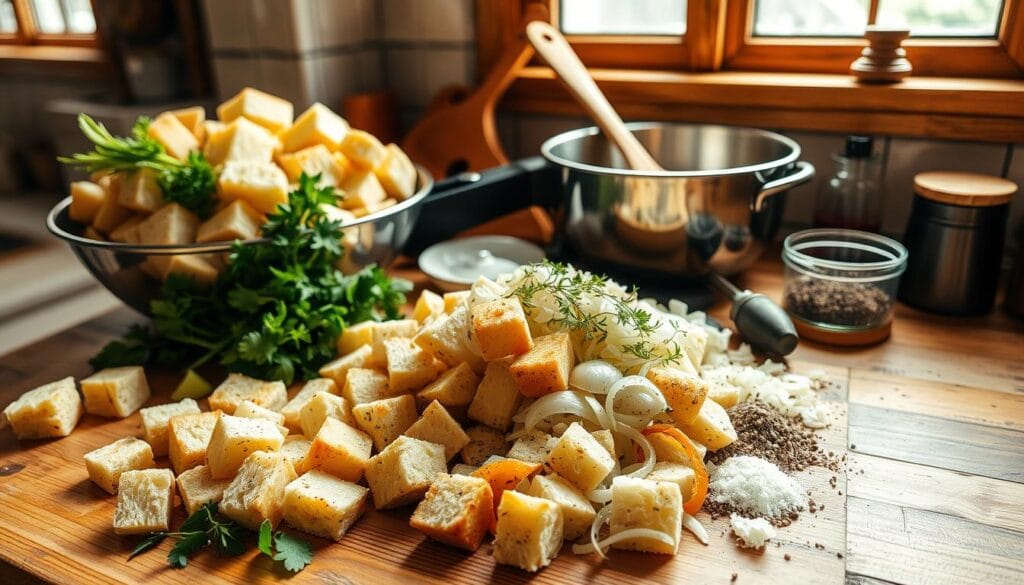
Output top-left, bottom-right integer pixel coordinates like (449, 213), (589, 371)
(604, 376), (667, 431)
(570, 360), (623, 395)
(522, 391), (599, 431)
(683, 513), (709, 545)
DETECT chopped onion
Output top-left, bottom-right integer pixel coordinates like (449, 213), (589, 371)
(522, 391), (600, 431)
(570, 360), (623, 394)
(605, 376), (667, 431)
(683, 513), (709, 545)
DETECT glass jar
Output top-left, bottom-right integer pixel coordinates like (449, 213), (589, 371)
(813, 136), (884, 232)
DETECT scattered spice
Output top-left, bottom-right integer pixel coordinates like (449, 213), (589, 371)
(785, 275), (893, 327)
(784, 553), (791, 561)
(731, 573), (738, 582)
(709, 401), (838, 472)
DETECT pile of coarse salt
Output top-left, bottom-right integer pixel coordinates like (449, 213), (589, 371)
(730, 514), (777, 549)
(706, 456), (808, 526)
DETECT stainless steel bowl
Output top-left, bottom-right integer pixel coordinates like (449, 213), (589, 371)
(542, 122), (814, 277)
(47, 166), (434, 315)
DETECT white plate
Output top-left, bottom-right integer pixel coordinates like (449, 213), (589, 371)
(418, 236), (546, 292)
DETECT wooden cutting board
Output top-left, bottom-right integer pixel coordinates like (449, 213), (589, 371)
(0, 294), (849, 584)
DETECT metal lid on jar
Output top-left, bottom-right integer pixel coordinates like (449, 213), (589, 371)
(913, 172), (1017, 207)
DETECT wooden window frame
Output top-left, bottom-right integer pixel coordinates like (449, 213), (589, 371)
(0, 0), (109, 77)
(0, 0), (99, 47)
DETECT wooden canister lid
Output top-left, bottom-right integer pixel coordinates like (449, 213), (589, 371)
(913, 172), (1017, 207)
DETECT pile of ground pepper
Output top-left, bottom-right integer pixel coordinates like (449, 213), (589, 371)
(784, 275), (892, 327)
(709, 401), (838, 472)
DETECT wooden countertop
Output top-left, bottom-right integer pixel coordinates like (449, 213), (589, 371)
(0, 253), (1021, 585)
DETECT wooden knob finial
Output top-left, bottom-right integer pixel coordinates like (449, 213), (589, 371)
(850, 26), (912, 84)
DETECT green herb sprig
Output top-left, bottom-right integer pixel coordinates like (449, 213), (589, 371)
(257, 520), (313, 572)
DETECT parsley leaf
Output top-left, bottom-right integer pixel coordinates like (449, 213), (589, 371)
(128, 532), (166, 560)
(167, 531), (208, 569)
(130, 503), (247, 569)
(273, 531), (313, 572)
(257, 521), (273, 556)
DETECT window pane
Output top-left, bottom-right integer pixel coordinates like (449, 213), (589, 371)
(753, 0), (869, 37)
(31, 0), (66, 33)
(61, 0), (94, 33)
(876, 0), (1003, 37)
(560, 0), (686, 36)
(0, 0), (17, 33)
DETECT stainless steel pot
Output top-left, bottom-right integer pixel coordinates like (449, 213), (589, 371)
(542, 122), (814, 276)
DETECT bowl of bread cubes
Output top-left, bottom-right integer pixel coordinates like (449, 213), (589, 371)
(47, 88), (432, 315)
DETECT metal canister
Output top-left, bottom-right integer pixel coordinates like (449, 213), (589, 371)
(899, 172), (1017, 315)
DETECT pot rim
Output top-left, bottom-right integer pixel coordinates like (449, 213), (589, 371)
(540, 121), (802, 178)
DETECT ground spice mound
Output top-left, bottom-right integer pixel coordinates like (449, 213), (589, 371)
(709, 401), (837, 472)
(785, 275), (893, 326)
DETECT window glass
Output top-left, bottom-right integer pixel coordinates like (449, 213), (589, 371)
(560, 0), (687, 36)
(876, 0), (1003, 37)
(753, 0), (870, 37)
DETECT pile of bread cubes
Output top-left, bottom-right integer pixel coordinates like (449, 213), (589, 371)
(67, 87), (419, 283)
(1, 288), (705, 573)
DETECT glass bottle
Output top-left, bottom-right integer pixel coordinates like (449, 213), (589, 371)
(813, 136), (884, 232)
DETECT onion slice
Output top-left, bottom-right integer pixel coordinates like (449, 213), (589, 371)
(617, 425), (657, 479)
(683, 513), (709, 545)
(604, 376), (667, 431)
(573, 502), (676, 558)
(522, 391), (599, 431)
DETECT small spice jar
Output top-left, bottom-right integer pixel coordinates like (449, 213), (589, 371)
(782, 229), (908, 345)
(899, 172), (1017, 316)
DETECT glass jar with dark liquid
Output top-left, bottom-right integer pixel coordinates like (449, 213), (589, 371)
(813, 136), (884, 233)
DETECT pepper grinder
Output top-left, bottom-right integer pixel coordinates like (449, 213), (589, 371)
(851, 26), (912, 83)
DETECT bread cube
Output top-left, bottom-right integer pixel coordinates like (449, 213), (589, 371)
(277, 144), (346, 186)
(84, 226), (106, 241)
(341, 367), (389, 407)
(84, 437), (155, 494)
(707, 382), (740, 409)
(217, 87), (294, 133)
(545, 422), (615, 493)
(279, 102), (349, 153)
(645, 367), (707, 425)
(364, 435), (446, 509)
(384, 337), (438, 395)
(443, 291), (470, 313)
(283, 470), (368, 542)
(410, 473), (493, 551)
(468, 359), (523, 431)
(108, 214), (144, 243)
(207, 414), (285, 479)
(368, 319), (419, 364)
(113, 469), (176, 535)
(339, 129), (386, 169)
(493, 491), (563, 573)
(148, 112), (199, 160)
(220, 451), (297, 530)
(414, 306), (484, 373)
(204, 117), (277, 167)
(80, 366), (151, 418)
(609, 476), (682, 555)
(338, 168), (386, 210)
(280, 435), (311, 470)
(460, 425), (509, 466)
(138, 398), (201, 456)
(415, 362), (479, 420)
(208, 373), (287, 415)
(471, 297), (533, 361)
(233, 399), (286, 426)
(450, 463), (478, 475)
(203, 120), (226, 141)
(299, 391), (354, 438)
(280, 377), (339, 432)
(403, 401), (470, 461)
(137, 202), (198, 246)
(337, 321), (375, 355)
(299, 417), (372, 481)
(352, 394), (417, 451)
(168, 411), (221, 474)
(169, 105), (206, 141)
(506, 430), (553, 465)
(319, 345), (373, 390)
(163, 254), (219, 285)
(591, 428), (616, 458)
(2, 377), (82, 440)
(92, 174), (131, 233)
(646, 462), (696, 501)
(117, 168), (164, 213)
(676, 398), (737, 451)
(196, 199), (260, 243)
(69, 181), (106, 223)
(217, 160), (288, 215)
(412, 289), (444, 324)
(510, 332), (574, 398)
(374, 143), (417, 200)
(176, 464), (231, 516)
(526, 473), (595, 540)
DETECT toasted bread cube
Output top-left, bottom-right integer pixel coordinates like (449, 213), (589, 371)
(510, 332), (574, 398)
(526, 473), (595, 540)
(460, 425), (509, 466)
(341, 367), (389, 406)
(84, 226), (106, 240)
(277, 144), (346, 186)
(506, 430), (553, 465)
(374, 143), (417, 200)
(299, 391), (354, 438)
(139, 398), (201, 456)
(137, 202), (199, 245)
(69, 181), (106, 223)
(176, 464), (231, 516)
(707, 382), (740, 409)
(545, 422), (615, 493)
(364, 435), (446, 509)
(415, 362), (479, 420)
(413, 289), (444, 324)
(337, 321), (375, 355)
(208, 373), (287, 415)
(493, 491), (563, 573)
(645, 367), (707, 425)
(384, 337), (438, 395)
(2, 377), (82, 440)
(444, 291), (471, 313)
(170, 105), (206, 141)
(113, 469), (175, 535)
(196, 199), (260, 243)
(298, 417), (372, 481)
(118, 169), (164, 212)
(281, 377), (339, 432)
(234, 399), (286, 425)
(204, 117), (277, 167)
(368, 319), (419, 364)
(108, 214), (144, 243)
(471, 297), (533, 361)
(280, 435), (311, 470)
(217, 87), (294, 134)
(283, 470), (368, 541)
(338, 168), (386, 210)
(220, 451), (297, 530)
(646, 462), (696, 501)
(80, 366), (151, 418)
(168, 411), (221, 474)
(414, 306), (484, 373)
(468, 359), (523, 431)
(410, 473), (493, 551)
(609, 476), (682, 555)
(207, 414), (285, 479)
(319, 345), (372, 390)
(450, 463), (478, 475)
(352, 394), (417, 451)
(279, 102), (349, 153)
(148, 112), (199, 160)
(403, 401), (470, 461)
(91, 174), (131, 233)
(676, 398), (737, 451)
(84, 437), (155, 494)
(339, 128), (386, 169)
(217, 160), (288, 215)
(163, 254), (218, 285)
(203, 119), (226, 140)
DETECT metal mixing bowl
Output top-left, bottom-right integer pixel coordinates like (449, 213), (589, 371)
(47, 166), (433, 315)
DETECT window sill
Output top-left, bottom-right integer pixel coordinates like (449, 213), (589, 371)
(0, 45), (111, 78)
(503, 66), (1024, 142)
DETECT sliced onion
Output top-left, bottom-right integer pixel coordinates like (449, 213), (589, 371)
(583, 395), (614, 430)
(570, 360), (623, 395)
(617, 425), (657, 479)
(522, 391), (599, 432)
(683, 513), (709, 545)
(605, 376), (668, 431)
(586, 487), (612, 504)
(574, 504), (612, 558)
(574, 518), (676, 557)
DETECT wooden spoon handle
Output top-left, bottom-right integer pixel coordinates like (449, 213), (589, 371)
(526, 21), (662, 172)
